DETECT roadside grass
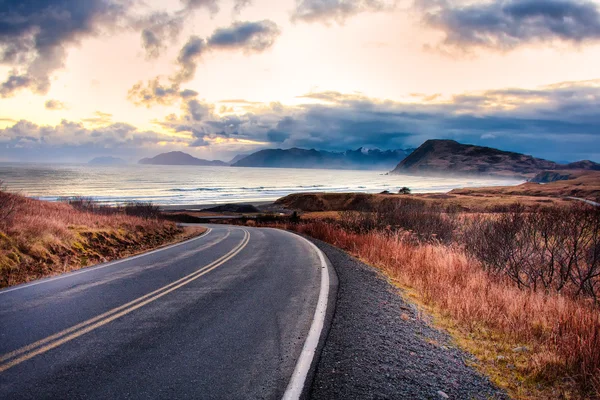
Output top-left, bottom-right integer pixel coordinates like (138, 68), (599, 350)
(0, 190), (205, 288)
(266, 221), (600, 399)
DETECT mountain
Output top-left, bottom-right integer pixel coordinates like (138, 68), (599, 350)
(232, 147), (411, 170)
(391, 140), (600, 179)
(139, 151), (228, 166)
(228, 153), (250, 165)
(88, 156), (126, 165)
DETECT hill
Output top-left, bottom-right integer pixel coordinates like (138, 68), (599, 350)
(450, 170), (600, 201)
(139, 151), (228, 166)
(88, 156), (126, 165)
(232, 147), (411, 170)
(391, 140), (600, 179)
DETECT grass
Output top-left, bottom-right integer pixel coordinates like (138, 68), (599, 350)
(0, 190), (205, 288)
(267, 221), (600, 399)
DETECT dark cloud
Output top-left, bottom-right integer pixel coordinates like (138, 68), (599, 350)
(44, 99), (68, 111)
(0, 0), (131, 97)
(174, 36), (208, 84)
(207, 20), (281, 51)
(292, 0), (396, 23)
(129, 20), (280, 107)
(156, 81), (600, 162)
(420, 0), (600, 50)
(185, 99), (213, 121)
(137, 12), (185, 59)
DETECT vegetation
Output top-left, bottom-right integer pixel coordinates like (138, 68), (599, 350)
(0, 188), (203, 288)
(255, 199), (600, 399)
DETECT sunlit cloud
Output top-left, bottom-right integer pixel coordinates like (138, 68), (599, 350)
(44, 99), (68, 111)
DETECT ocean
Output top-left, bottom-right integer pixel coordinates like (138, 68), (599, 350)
(0, 163), (523, 206)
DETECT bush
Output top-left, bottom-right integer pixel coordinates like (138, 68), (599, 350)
(338, 198), (457, 243)
(462, 203), (600, 301)
(124, 202), (161, 219)
(63, 198), (162, 220)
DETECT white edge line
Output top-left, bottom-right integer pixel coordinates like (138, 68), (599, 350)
(0, 227), (213, 295)
(282, 234), (330, 400)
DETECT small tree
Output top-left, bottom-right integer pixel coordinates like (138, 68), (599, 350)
(398, 187), (411, 195)
(290, 211), (300, 224)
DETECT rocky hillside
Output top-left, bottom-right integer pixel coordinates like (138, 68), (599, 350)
(391, 140), (599, 179)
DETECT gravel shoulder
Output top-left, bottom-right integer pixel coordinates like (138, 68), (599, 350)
(308, 238), (508, 400)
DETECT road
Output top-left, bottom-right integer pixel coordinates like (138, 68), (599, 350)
(566, 196), (600, 207)
(0, 225), (329, 400)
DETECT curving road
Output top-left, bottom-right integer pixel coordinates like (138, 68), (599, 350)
(0, 225), (328, 400)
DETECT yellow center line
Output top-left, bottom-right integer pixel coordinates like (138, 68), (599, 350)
(0, 229), (250, 373)
(0, 229), (232, 363)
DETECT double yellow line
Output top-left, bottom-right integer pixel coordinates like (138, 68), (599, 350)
(0, 229), (250, 373)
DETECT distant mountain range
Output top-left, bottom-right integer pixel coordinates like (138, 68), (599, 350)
(135, 141), (599, 176)
(391, 140), (600, 179)
(232, 147), (413, 170)
(88, 156), (126, 165)
(139, 151), (228, 166)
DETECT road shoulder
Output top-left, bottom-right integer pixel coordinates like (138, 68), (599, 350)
(306, 238), (508, 400)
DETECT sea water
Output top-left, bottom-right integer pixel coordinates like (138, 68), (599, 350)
(0, 163), (523, 206)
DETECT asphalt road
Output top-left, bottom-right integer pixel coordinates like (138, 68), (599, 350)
(0, 225), (325, 400)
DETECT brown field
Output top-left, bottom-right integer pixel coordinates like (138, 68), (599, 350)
(450, 170), (600, 200)
(0, 191), (205, 288)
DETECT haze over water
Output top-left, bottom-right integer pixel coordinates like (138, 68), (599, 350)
(0, 164), (522, 206)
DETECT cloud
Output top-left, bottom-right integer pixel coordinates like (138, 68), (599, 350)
(181, 0), (220, 14)
(44, 99), (68, 111)
(5, 80), (600, 162)
(137, 12), (186, 59)
(129, 20), (280, 107)
(82, 111), (114, 125)
(155, 80), (600, 161)
(233, 0), (253, 14)
(292, 0), (397, 24)
(174, 36), (209, 84)
(420, 0), (600, 50)
(207, 20), (281, 51)
(0, 0), (131, 97)
(0, 119), (179, 149)
(0, 118), (188, 161)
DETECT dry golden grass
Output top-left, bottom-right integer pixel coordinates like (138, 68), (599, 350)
(274, 221), (600, 399)
(0, 191), (204, 288)
(450, 170), (600, 201)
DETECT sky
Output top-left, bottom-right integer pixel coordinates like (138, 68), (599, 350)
(1, 0), (600, 163)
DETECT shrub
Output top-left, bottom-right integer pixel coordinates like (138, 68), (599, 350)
(462, 203), (600, 301)
(338, 198), (457, 243)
